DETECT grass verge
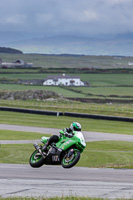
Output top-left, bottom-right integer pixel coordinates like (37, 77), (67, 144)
(0, 130), (50, 140)
(1, 141), (133, 168)
(0, 99), (133, 118)
(0, 111), (133, 135)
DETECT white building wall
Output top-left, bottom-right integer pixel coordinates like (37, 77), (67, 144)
(58, 78), (70, 85)
(43, 77), (84, 86)
(43, 79), (55, 85)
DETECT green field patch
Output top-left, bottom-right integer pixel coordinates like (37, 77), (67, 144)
(70, 86), (133, 97)
(1, 73), (133, 86)
(81, 141), (133, 168)
(78, 141), (133, 168)
(0, 130), (50, 140)
(0, 99), (133, 117)
(0, 144), (33, 164)
(0, 111), (133, 135)
(0, 84), (86, 98)
(79, 74), (133, 86)
(0, 53), (133, 70)
(0, 73), (47, 80)
(79, 151), (133, 168)
(1, 141), (133, 169)
(1, 73), (133, 89)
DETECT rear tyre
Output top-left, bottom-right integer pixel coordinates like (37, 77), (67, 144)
(29, 150), (45, 168)
(61, 150), (80, 168)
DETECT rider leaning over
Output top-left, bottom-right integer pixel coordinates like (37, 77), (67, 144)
(42, 122), (82, 152)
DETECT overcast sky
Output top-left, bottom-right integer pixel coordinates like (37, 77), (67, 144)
(0, 0), (133, 37)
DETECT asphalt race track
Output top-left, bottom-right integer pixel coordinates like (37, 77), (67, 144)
(1, 124), (133, 143)
(1, 164), (133, 199)
(1, 124), (133, 199)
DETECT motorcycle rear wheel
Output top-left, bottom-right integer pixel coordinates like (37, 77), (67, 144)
(61, 150), (80, 168)
(29, 150), (45, 168)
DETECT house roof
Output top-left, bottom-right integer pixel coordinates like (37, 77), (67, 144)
(13, 59), (24, 64)
(44, 74), (80, 81)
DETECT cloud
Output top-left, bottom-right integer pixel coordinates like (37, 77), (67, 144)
(36, 13), (54, 24)
(63, 9), (98, 24)
(0, 14), (27, 25)
(80, 10), (98, 22)
(0, 0), (133, 36)
(106, 0), (131, 5)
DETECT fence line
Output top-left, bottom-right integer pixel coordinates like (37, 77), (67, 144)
(0, 106), (133, 122)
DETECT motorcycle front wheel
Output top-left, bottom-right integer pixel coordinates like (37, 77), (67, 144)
(29, 150), (45, 168)
(61, 150), (80, 168)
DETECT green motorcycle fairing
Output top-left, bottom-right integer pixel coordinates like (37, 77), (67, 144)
(41, 136), (49, 144)
(41, 131), (86, 153)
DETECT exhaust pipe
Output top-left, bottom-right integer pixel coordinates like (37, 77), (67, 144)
(33, 142), (40, 150)
(33, 142), (46, 159)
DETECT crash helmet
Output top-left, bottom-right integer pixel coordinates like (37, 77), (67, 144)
(70, 122), (81, 131)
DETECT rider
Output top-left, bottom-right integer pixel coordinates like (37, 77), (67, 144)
(42, 122), (81, 152)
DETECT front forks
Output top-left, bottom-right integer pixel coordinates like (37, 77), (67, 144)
(67, 149), (74, 158)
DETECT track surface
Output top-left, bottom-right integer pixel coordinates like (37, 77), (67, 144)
(1, 124), (133, 143)
(1, 164), (133, 199)
(1, 124), (133, 199)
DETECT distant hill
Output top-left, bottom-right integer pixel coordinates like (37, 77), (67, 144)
(9, 34), (133, 56)
(0, 47), (23, 54)
(1, 32), (133, 56)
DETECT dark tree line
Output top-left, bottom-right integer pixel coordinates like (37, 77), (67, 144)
(0, 47), (23, 54)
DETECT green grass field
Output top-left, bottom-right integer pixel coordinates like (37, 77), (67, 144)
(0, 111), (133, 134)
(0, 99), (133, 117)
(73, 86), (133, 96)
(82, 141), (133, 168)
(0, 53), (133, 68)
(1, 140), (133, 168)
(0, 130), (50, 140)
(0, 84), (87, 98)
(0, 72), (133, 100)
(0, 54), (133, 102)
(0, 57), (133, 109)
(0, 73), (133, 86)
(0, 84), (133, 103)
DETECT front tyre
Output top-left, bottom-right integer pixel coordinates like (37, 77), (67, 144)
(61, 150), (80, 168)
(29, 150), (45, 168)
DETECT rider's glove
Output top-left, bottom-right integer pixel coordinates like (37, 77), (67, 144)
(64, 132), (73, 138)
(66, 128), (72, 133)
(64, 132), (69, 137)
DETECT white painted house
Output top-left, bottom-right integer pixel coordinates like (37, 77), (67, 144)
(1, 59), (33, 68)
(43, 74), (85, 86)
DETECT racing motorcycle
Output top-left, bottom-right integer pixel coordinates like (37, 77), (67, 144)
(29, 129), (86, 168)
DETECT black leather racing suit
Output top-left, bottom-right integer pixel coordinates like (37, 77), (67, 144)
(46, 128), (73, 146)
